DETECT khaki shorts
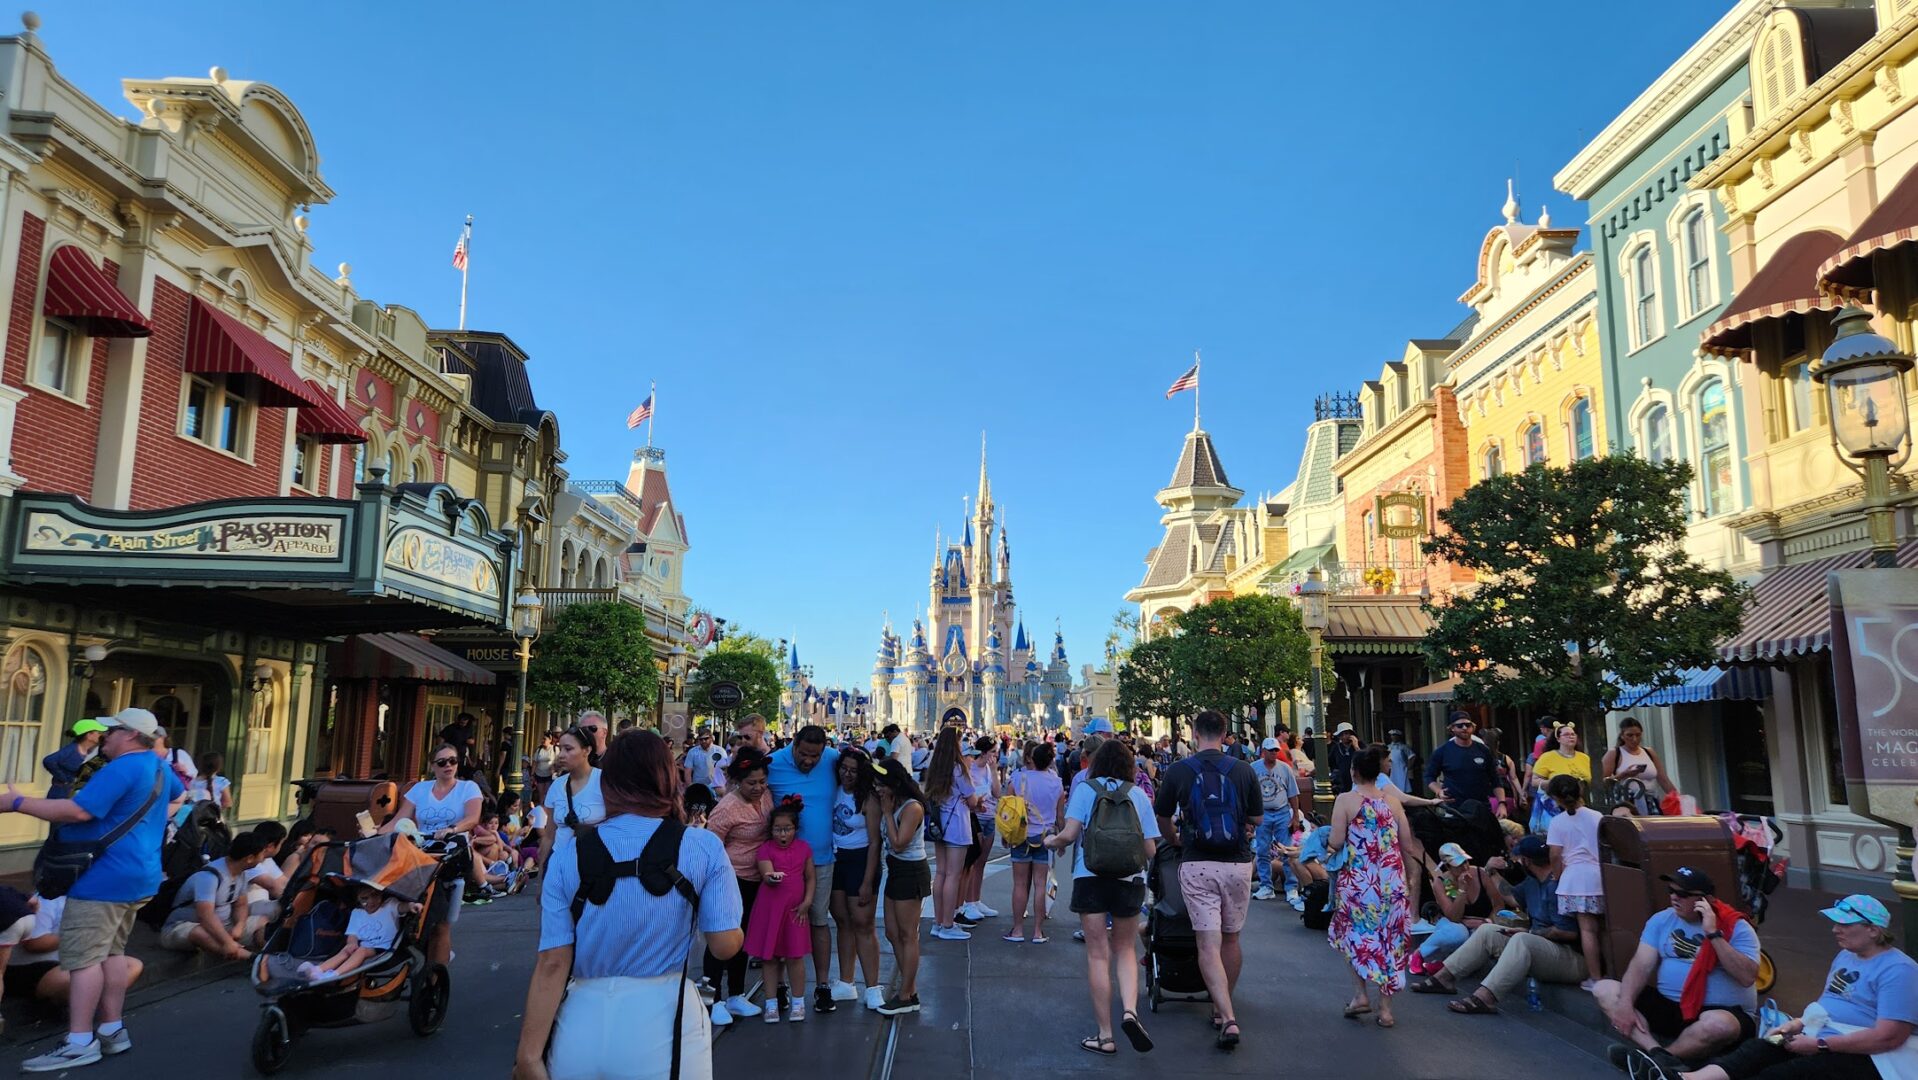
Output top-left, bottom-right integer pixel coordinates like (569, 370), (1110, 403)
(59, 899), (142, 972)
(1178, 859), (1253, 935)
(158, 920), (200, 952)
(809, 861), (834, 926)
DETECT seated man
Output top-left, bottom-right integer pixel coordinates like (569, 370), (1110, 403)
(158, 831), (271, 960)
(1593, 867), (1759, 1074)
(3, 894), (142, 1008)
(1409, 835), (1584, 1012)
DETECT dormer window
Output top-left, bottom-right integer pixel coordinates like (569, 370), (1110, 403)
(1754, 17), (1805, 123)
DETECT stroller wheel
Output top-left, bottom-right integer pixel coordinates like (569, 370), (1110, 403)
(409, 962), (451, 1036)
(251, 1006), (293, 1076)
(1756, 949), (1775, 995)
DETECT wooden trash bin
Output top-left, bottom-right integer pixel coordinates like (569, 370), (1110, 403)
(1597, 815), (1738, 977)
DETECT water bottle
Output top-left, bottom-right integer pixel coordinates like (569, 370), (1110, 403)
(1526, 977), (1543, 1012)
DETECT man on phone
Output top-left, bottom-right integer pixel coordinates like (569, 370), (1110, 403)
(1407, 836), (1584, 1013)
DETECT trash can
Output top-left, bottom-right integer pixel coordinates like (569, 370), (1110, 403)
(294, 778), (400, 838)
(1598, 815), (1738, 977)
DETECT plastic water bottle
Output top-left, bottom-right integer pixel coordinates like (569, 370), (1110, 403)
(1526, 977), (1543, 1012)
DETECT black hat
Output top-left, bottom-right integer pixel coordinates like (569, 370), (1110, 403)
(1513, 835), (1549, 863)
(1660, 867), (1716, 895)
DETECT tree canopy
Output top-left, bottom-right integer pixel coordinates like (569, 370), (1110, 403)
(689, 645), (783, 723)
(1421, 454), (1749, 723)
(1116, 593), (1309, 737)
(527, 601), (660, 724)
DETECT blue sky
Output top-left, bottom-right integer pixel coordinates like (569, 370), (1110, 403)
(52, 1), (1727, 689)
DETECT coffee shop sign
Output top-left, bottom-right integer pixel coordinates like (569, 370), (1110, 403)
(24, 511), (341, 558)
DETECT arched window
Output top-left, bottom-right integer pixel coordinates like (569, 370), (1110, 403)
(1682, 209), (1713, 316)
(353, 444), (366, 486)
(1523, 423), (1546, 466)
(1698, 379), (1733, 517)
(1569, 398), (1595, 460)
(386, 448), (403, 482)
(1631, 245), (1659, 347)
(1643, 404), (1674, 464)
(1483, 444), (1503, 479)
(0, 645), (49, 783)
(1756, 24), (1801, 121)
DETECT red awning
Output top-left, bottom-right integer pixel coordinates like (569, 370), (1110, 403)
(184, 299), (325, 409)
(333, 633), (497, 685)
(1719, 540), (1918, 662)
(43, 247), (150, 338)
(1817, 168), (1918, 302)
(295, 379), (367, 444)
(1700, 231), (1846, 356)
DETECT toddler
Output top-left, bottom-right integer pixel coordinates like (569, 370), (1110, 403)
(298, 884), (407, 982)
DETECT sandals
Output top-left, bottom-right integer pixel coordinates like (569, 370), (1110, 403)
(1031, 934), (1049, 944)
(1216, 1020), (1240, 1051)
(1376, 1015), (1396, 1028)
(1343, 1002), (1372, 1019)
(1120, 1012), (1153, 1053)
(1079, 1036), (1117, 1056)
(1001, 933), (1026, 943)
(1409, 975), (1454, 995)
(1447, 995), (1499, 1015)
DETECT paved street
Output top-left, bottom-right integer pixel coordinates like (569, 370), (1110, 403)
(0, 857), (1623, 1078)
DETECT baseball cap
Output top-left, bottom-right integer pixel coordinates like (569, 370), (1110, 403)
(1085, 717), (1115, 735)
(1448, 710), (1474, 724)
(71, 718), (110, 737)
(1822, 894), (1891, 928)
(1261, 737), (1282, 751)
(1437, 842), (1471, 868)
(1513, 836), (1549, 862)
(104, 707), (160, 738)
(1334, 722), (1355, 735)
(1660, 867), (1716, 896)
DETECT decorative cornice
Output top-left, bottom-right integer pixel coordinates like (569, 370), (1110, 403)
(1449, 257), (1595, 376)
(1334, 399), (1438, 479)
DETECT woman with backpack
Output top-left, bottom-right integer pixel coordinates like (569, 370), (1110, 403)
(923, 727), (979, 941)
(1045, 739), (1160, 1058)
(515, 730), (743, 1080)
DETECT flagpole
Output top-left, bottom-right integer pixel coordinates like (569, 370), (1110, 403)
(1193, 349), (1202, 431)
(457, 214), (472, 331)
(647, 380), (657, 450)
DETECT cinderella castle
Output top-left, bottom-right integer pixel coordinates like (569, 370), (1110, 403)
(867, 442), (1073, 733)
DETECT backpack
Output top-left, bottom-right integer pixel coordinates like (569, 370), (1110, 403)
(1081, 781), (1147, 878)
(995, 778), (1029, 847)
(569, 819), (699, 1079)
(1182, 755), (1247, 856)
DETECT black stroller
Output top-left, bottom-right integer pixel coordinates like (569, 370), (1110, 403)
(1140, 847), (1210, 1013)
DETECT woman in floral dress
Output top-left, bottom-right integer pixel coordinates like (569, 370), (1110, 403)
(1328, 744), (1413, 1027)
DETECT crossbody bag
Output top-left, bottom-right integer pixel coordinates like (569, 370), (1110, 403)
(34, 764), (165, 899)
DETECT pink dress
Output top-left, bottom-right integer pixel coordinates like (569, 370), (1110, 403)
(1329, 795), (1410, 992)
(743, 838), (813, 960)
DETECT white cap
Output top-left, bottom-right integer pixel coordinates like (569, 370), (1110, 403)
(1335, 722), (1355, 735)
(1261, 737), (1282, 750)
(106, 707), (160, 738)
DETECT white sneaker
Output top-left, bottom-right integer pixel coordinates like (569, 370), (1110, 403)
(1289, 896), (1306, 912)
(958, 902), (981, 920)
(788, 1000), (807, 1023)
(971, 902), (999, 917)
(96, 1028), (131, 1056)
(1285, 889), (1301, 904)
(931, 924), (971, 941)
(710, 1001), (733, 1027)
(830, 979), (859, 1002)
(763, 1004), (781, 1024)
(725, 994), (761, 1017)
(864, 985), (886, 1011)
(1253, 886), (1278, 901)
(23, 1040), (102, 1072)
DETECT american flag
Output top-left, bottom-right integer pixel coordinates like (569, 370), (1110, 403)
(1165, 363), (1199, 398)
(626, 394), (655, 429)
(451, 222), (470, 272)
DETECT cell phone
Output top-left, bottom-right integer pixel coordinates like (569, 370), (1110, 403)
(355, 810), (376, 837)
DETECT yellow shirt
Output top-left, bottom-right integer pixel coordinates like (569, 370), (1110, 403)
(1533, 750), (1592, 784)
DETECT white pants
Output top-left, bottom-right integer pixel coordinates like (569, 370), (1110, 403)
(549, 974), (711, 1080)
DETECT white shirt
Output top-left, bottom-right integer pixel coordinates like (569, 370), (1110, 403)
(404, 779), (483, 834)
(8, 896), (61, 967)
(888, 733), (912, 765)
(187, 775), (231, 805)
(543, 770), (606, 853)
(345, 899), (402, 951)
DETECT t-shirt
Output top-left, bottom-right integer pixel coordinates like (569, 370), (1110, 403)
(346, 900), (403, 951)
(1251, 757), (1300, 814)
(1064, 777), (1161, 882)
(8, 895), (62, 967)
(767, 746), (840, 866)
(1533, 751), (1593, 785)
(187, 774), (231, 806)
(888, 734), (912, 765)
(164, 858), (246, 929)
(1010, 769), (1063, 837)
(685, 746), (720, 786)
(1641, 908), (1761, 1010)
(830, 788), (870, 851)
(65, 752), (185, 903)
(1425, 740), (1500, 803)
(538, 815), (743, 978)
(968, 761), (997, 818)
(1818, 947), (1918, 1029)
(1151, 749), (1263, 862)
(1513, 874), (1576, 934)
(543, 770), (606, 853)
(404, 779), (483, 834)
(439, 723), (478, 761)
(1546, 807), (1604, 897)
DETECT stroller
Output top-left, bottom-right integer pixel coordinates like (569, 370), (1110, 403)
(1140, 847), (1210, 1013)
(246, 831), (461, 1075)
(1721, 813), (1786, 995)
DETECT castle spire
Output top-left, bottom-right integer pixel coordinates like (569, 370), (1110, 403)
(978, 431), (992, 511)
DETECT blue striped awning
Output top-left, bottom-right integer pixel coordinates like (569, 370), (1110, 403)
(1610, 666), (1770, 709)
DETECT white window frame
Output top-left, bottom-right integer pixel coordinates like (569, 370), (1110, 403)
(1666, 193), (1720, 324)
(30, 316), (89, 402)
(178, 374), (256, 461)
(1564, 393), (1597, 461)
(1521, 420), (1547, 467)
(0, 643), (50, 785)
(289, 435), (319, 493)
(1678, 357), (1744, 520)
(1618, 231), (1664, 352)
(1481, 441), (1504, 480)
(1628, 383), (1680, 466)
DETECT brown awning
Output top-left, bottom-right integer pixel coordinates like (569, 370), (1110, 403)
(1817, 168), (1918, 302)
(184, 299), (326, 409)
(333, 633), (497, 685)
(295, 379), (368, 444)
(1719, 540), (1918, 662)
(1399, 674), (1459, 703)
(1324, 595), (1432, 655)
(43, 247), (150, 338)
(1700, 231), (1846, 356)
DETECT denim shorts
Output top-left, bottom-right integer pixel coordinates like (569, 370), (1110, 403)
(1008, 839), (1051, 864)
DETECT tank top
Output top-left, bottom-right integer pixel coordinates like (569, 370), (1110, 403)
(832, 788), (870, 851)
(1459, 870), (1496, 919)
(1613, 744), (1659, 784)
(887, 802), (927, 862)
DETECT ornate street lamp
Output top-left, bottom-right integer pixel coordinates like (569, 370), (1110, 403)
(1298, 567), (1331, 809)
(506, 588), (543, 795)
(1813, 305), (1914, 569)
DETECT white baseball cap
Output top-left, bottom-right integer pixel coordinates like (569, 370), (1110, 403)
(105, 707), (160, 738)
(1261, 737), (1282, 751)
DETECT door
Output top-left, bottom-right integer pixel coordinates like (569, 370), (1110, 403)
(144, 690), (207, 759)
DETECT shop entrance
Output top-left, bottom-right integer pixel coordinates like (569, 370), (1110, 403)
(89, 655), (234, 764)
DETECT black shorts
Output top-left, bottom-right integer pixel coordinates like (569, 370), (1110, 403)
(965, 817), (994, 869)
(832, 847), (874, 894)
(884, 856), (931, 902)
(1070, 876), (1146, 917)
(1634, 986), (1756, 1043)
(3, 961), (54, 1000)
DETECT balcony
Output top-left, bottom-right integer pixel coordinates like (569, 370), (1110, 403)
(569, 479), (646, 516)
(534, 586), (688, 645)
(1260, 559), (1437, 597)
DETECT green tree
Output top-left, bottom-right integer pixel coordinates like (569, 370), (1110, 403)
(689, 648), (783, 723)
(1103, 608), (1141, 673)
(1116, 635), (1195, 738)
(528, 601), (660, 723)
(1169, 593), (1311, 737)
(1421, 455), (1749, 723)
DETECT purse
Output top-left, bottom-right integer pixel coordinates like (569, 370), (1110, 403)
(33, 765), (165, 899)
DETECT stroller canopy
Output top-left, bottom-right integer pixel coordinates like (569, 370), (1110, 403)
(323, 832), (440, 903)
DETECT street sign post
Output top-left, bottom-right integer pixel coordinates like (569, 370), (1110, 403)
(709, 681), (745, 710)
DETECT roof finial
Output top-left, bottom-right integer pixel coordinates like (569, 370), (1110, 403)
(1538, 203), (1552, 228)
(1502, 178), (1520, 225)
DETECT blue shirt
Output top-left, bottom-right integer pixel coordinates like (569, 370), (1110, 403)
(1641, 908), (1761, 1010)
(1512, 873), (1576, 934)
(1425, 740), (1499, 803)
(767, 746), (840, 866)
(64, 751), (186, 903)
(41, 744), (87, 800)
(537, 815), (742, 978)
(1818, 947), (1918, 1029)
(1063, 777), (1160, 882)
(1251, 758), (1299, 813)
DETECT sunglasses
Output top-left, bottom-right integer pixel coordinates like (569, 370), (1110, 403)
(433, 757), (458, 767)
(1450, 723), (1473, 731)
(1667, 888), (1703, 900)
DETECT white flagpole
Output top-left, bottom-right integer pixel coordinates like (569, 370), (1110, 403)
(1193, 349), (1202, 430)
(458, 215), (472, 331)
(647, 380), (657, 449)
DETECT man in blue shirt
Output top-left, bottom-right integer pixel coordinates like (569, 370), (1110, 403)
(1597, 867), (1760, 1074)
(766, 724), (841, 1016)
(5, 708), (185, 1072)
(1409, 835), (1584, 1012)
(1424, 713), (1504, 805)
(1250, 737), (1302, 904)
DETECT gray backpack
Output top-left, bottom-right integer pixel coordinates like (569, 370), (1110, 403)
(1082, 781), (1147, 878)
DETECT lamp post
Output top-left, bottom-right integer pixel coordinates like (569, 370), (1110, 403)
(506, 588), (543, 796)
(1298, 567), (1331, 812)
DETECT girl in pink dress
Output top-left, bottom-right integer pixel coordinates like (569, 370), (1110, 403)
(745, 798), (815, 1022)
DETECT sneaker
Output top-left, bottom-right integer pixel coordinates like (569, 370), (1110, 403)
(1072, 929), (1086, 942)
(1284, 889), (1300, 904)
(813, 986), (837, 1014)
(1408, 919), (1438, 936)
(22, 1040), (103, 1072)
(864, 985), (886, 1011)
(1252, 886), (1277, 901)
(1580, 977), (1599, 992)
(1288, 896), (1306, 912)
(930, 924), (971, 941)
(788, 1000), (807, 1023)
(95, 1028), (131, 1056)
(971, 902), (999, 917)
(1624, 1050), (1666, 1080)
(830, 980), (859, 1002)
(876, 994), (921, 1016)
(763, 1003), (782, 1024)
(954, 911), (980, 927)
(711, 1001), (733, 1027)
(725, 994), (761, 1018)
(1605, 1044), (1633, 1072)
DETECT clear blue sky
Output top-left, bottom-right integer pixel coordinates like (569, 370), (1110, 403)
(51, 1), (1726, 689)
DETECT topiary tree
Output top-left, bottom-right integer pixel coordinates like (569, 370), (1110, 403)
(528, 601), (660, 723)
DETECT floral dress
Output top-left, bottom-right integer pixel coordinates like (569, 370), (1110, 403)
(1328, 795), (1409, 992)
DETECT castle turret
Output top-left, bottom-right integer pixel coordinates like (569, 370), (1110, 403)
(980, 623), (1006, 728)
(870, 621), (897, 727)
(1043, 628), (1073, 728)
(901, 619), (934, 733)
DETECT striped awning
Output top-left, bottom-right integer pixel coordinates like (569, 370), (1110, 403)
(1719, 541), (1918, 662)
(1399, 673), (1460, 703)
(334, 633), (497, 685)
(184, 299), (326, 409)
(43, 246), (149, 338)
(1817, 167), (1918, 303)
(1700, 231), (1846, 357)
(1609, 666), (1771, 708)
(1325, 596), (1431, 655)
(295, 379), (368, 444)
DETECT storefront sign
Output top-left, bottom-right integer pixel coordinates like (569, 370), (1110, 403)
(23, 508), (343, 559)
(1375, 492), (1426, 539)
(1830, 569), (1918, 828)
(384, 527), (501, 600)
